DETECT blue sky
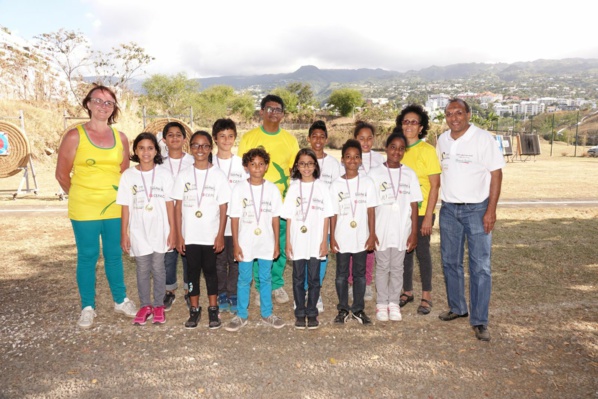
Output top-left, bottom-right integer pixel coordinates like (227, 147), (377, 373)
(1, 0), (597, 79)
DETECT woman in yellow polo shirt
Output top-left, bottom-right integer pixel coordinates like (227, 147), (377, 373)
(395, 104), (441, 315)
(56, 85), (137, 328)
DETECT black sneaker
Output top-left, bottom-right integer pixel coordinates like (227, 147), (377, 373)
(184, 307), (201, 329)
(352, 310), (372, 325)
(307, 317), (319, 330)
(208, 306), (221, 330)
(163, 291), (176, 312)
(473, 325), (490, 341)
(295, 317), (306, 330)
(334, 310), (350, 324)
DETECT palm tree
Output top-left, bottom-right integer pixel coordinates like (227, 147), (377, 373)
(487, 112), (499, 131)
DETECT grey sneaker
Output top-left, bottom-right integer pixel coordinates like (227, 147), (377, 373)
(77, 306), (96, 329)
(114, 298), (137, 317)
(225, 315), (247, 332)
(473, 325), (491, 341)
(273, 287), (290, 304)
(262, 314), (285, 329)
(364, 285), (374, 301)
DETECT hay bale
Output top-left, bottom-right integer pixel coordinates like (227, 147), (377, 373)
(0, 121), (31, 178)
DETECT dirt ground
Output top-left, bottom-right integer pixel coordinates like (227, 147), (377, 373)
(1, 152), (597, 398)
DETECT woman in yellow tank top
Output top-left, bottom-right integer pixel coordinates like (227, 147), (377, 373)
(56, 85), (138, 328)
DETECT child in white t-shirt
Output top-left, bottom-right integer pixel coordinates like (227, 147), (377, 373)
(306, 121), (341, 313)
(225, 148), (285, 332)
(158, 122), (194, 311)
(282, 148), (333, 330)
(172, 131), (231, 330)
(212, 118), (248, 315)
(330, 139), (379, 326)
(369, 131), (422, 322)
(351, 120), (384, 301)
(117, 132), (176, 326)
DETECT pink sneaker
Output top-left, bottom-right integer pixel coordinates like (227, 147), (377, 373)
(133, 306), (153, 325)
(152, 306), (166, 324)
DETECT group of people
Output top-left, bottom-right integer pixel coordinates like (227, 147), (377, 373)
(56, 86), (504, 342)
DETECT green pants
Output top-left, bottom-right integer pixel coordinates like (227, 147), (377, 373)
(254, 219), (287, 290)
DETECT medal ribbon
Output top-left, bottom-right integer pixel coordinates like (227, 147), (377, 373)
(193, 166), (210, 211)
(299, 180), (315, 223)
(168, 156), (184, 178)
(385, 163), (402, 203)
(344, 175), (360, 221)
(216, 156), (233, 181)
(249, 180), (265, 228)
(139, 166), (156, 205)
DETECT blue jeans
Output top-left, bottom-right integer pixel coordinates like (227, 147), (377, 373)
(293, 258), (321, 318)
(71, 218), (126, 309)
(335, 251), (367, 313)
(164, 249), (188, 291)
(439, 199), (492, 326)
(238, 259), (273, 319)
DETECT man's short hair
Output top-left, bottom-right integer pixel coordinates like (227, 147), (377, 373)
(446, 98), (471, 113)
(260, 94), (285, 112)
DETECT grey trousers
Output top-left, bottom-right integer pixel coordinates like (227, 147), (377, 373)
(375, 248), (406, 305)
(135, 252), (166, 308)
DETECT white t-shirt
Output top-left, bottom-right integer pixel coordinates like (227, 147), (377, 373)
(158, 154), (195, 180)
(116, 166), (174, 256)
(359, 150), (385, 176)
(330, 175), (379, 254)
(437, 124), (505, 203)
(281, 179), (334, 260)
(369, 164), (423, 251)
(228, 180), (282, 261)
(213, 155), (249, 236)
(171, 165), (231, 246)
(317, 154), (342, 187)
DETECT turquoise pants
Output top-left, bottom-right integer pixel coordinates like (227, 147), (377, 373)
(71, 218), (127, 309)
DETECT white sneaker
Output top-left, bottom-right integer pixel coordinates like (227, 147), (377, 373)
(316, 295), (324, 313)
(78, 306), (96, 329)
(254, 292), (260, 307)
(273, 287), (290, 304)
(376, 304), (389, 322)
(389, 302), (402, 321)
(114, 298), (137, 317)
(364, 285), (374, 301)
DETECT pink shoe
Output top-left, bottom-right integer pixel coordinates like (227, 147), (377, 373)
(133, 306), (153, 325)
(152, 306), (166, 324)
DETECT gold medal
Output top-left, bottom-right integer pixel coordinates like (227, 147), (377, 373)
(300, 225), (308, 233)
(145, 203), (153, 212)
(195, 210), (203, 218)
(254, 227), (262, 235)
(350, 220), (357, 228)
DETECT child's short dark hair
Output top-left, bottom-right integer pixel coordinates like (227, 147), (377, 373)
(290, 148), (321, 179)
(386, 128), (407, 147)
(260, 94), (285, 111)
(353, 120), (375, 137)
(212, 118), (237, 139)
(342, 139), (362, 158)
(308, 120), (328, 138)
(242, 147), (270, 166)
(130, 132), (163, 164)
(163, 121), (187, 139)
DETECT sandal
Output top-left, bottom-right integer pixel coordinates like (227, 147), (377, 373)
(417, 299), (433, 315)
(399, 293), (414, 308)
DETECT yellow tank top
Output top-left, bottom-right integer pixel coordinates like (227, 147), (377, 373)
(68, 124), (124, 221)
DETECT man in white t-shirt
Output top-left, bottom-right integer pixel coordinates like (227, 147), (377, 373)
(436, 99), (505, 342)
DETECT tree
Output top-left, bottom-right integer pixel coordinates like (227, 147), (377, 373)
(486, 112), (499, 131)
(35, 29), (91, 101)
(286, 82), (315, 110)
(328, 89), (363, 117)
(230, 93), (256, 122)
(272, 87), (299, 113)
(93, 42), (154, 90)
(141, 72), (200, 115)
(197, 85), (236, 122)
